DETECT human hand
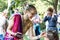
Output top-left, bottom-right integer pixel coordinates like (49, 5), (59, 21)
(41, 32), (46, 37)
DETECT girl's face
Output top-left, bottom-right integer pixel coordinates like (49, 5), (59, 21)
(30, 9), (36, 15)
(47, 11), (53, 16)
(25, 8), (36, 18)
(26, 11), (32, 18)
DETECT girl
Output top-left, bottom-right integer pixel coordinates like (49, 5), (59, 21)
(43, 7), (59, 40)
(25, 5), (42, 40)
(5, 9), (23, 40)
(0, 9), (8, 40)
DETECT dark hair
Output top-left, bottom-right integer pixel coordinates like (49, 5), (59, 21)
(26, 5), (37, 14)
(47, 7), (53, 12)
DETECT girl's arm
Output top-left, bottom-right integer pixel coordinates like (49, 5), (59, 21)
(7, 17), (17, 36)
(30, 32), (46, 40)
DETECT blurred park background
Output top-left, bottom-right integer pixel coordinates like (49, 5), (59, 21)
(0, 0), (60, 40)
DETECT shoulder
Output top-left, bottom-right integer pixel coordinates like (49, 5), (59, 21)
(44, 16), (48, 18)
(54, 14), (57, 18)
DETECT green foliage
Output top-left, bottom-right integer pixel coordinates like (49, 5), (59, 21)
(41, 0), (58, 14)
(41, 0), (54, 5)
(0, 0), (7, 12)
(0, 0), (60, 13)
(0, 0), (60, 30)
(40, 22), (46, 30)
(58, 0), (60, 11)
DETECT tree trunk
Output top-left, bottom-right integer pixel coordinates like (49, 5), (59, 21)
(53, 0), (58, 14)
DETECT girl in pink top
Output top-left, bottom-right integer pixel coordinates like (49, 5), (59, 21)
(5, 9), (23, 40)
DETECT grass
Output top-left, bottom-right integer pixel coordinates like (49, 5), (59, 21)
(23, 35), (44, 40)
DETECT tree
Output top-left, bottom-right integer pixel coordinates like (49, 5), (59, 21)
(41, 0), (58, 14)
(0, 0), (7, 12)
(53, 0), (58, 14)
(8, 0), (27, 16)
(58, 0), (60, 11)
